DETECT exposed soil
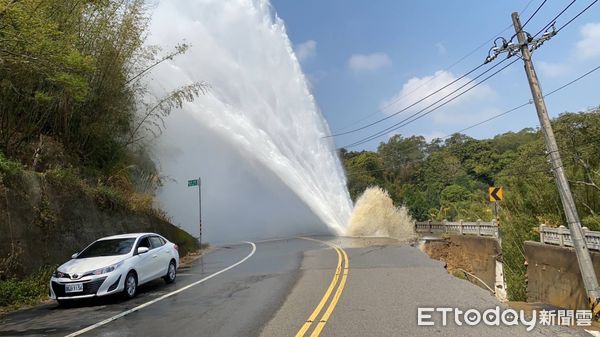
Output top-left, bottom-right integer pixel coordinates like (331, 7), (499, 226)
(420, 238), (474, 275)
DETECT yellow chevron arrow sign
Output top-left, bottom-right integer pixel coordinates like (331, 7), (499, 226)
(488, 187), (504, 202)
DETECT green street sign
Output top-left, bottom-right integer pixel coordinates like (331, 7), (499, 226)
(187, 179), (198, 187)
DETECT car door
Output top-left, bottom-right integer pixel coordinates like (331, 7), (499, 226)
(135, 237), (155, 284)
(149, 236), (169, 277)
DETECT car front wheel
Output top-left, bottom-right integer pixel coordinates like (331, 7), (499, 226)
(163, 261), (176, 284)
(123, 272), (137, 299)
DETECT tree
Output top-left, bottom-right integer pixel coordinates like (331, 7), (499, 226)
(343, 151), (384, 201)
(339, 109), (600, 301)
(377, 134), (426, 179)
(0, 0), (205, 190)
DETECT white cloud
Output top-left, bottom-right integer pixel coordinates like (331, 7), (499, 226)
(294, 40), (317, 62)
(435, 42), (447, 55)
(576, 22), (600, 59)
(538, 61), (569, 78)
(348, 52), (392, 72)
(380, 70), (497, 126)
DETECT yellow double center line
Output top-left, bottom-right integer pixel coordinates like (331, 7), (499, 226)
(295, 237), (349, 337)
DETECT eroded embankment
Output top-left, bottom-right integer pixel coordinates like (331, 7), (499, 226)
(0, 170), (198, 278)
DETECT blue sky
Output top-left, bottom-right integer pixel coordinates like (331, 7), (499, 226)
(270, 0), (600, 151)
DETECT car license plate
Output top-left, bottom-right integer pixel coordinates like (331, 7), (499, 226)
(65, 283), (83, 293)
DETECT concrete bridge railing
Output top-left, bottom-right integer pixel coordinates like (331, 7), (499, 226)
(539, 224), (600, 251)
(415, 219), (499, 238)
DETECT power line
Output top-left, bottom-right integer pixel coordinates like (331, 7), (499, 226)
(488, 1), (582, 62)
(338, 0), (598, 151)
(452, 102), (531, 135)
(509, 0), (549, 42)
(343, 62), (600, 164)
(340, 101), (532, 157)
(522, 0), (548, 28)
(344, 2), (600, 222)
(341, 58), (518, 149)
(451, 63), (600, 146)
(545, 64), (600, 96)
(326, 63), (486, 138)
(524, 0), (597, 55)
(520, 0), (539, 15)
(330, 0), (537, 134)
(345, 127), (600, 180)
(556, 0), (598, 33)
(331, 49), (493, 135)
(532, 0), (577, 37)
(344, 64), (600, 186)
(374, 60), (519, 139)
(341, 59), (515, 148)
(343, 1), (600, 151)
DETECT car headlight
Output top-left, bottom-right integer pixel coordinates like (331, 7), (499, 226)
(89, 262), (123, 276)
(53, 270), (67, 278)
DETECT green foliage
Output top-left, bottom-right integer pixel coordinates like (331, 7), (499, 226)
(377, 135), (425, 178)
(0, 1), (206, 252)
(343, 151), (385, 200)
(491, 128), (538, 153)
(34, 194), (57, 230)
(452, 269), (468, 280)
(93, 185), (127, 210)
(0, 151), (22, 177)
(583, 215), (600, 231)
(0, 266), (55, 310)
(172, 228), (201, 257)
(341, 108), (600, 301)
(45, 167), (81, 188)
(0, 0), (204, 183)
(441, 184), (470, 203)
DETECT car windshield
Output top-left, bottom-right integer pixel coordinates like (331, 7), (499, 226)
(77, 238), (136, 258)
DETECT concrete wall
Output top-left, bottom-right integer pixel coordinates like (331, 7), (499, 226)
(421, 236), (501, 292)
(524, 241), (600, 309)
(0, 171), (199, 278)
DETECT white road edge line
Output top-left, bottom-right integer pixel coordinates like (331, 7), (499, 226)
(64, 241), (257, 337)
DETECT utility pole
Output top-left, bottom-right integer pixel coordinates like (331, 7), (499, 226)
(512, 12), (600, 313)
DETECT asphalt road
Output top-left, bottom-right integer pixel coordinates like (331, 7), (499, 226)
(0, 236), (592, 337)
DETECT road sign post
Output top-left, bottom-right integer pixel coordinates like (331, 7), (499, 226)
(188, 178), (202, 246)
(493, 201), (498, 222)
(488, 186), (503, 241)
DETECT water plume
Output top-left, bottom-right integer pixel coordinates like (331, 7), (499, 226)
(347, 186), (416, 241)
(147, 0), (352, 242)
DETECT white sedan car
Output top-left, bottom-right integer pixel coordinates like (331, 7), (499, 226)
(49, 233), (179, 304)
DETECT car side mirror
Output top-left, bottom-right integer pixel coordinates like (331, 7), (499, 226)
(137, 247), (149, 255)
(71, 253), (78, 259)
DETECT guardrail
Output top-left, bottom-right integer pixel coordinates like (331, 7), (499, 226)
(539, 224), (600, 251)
(415, 220), (499, 238)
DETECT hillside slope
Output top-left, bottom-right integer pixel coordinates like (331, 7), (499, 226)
(0, 169), (198, 278)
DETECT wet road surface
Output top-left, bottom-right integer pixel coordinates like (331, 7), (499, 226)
(0, 236), (591, 337)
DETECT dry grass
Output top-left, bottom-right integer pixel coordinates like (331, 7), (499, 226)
(179, 245), (211, 268)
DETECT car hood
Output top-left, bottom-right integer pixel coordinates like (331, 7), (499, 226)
(59, 255), (128, 274)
